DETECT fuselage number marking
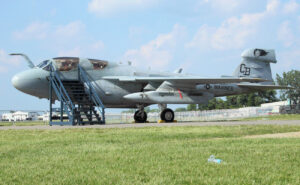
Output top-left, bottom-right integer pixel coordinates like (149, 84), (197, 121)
(240, 64), (251, 76)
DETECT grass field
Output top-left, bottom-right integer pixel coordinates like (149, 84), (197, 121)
(0, 125), (300, 184)
(0, 121), (47, 126)
(239, 114), (300, 121)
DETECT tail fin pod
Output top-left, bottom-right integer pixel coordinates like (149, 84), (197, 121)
(233, 49), (276, 84)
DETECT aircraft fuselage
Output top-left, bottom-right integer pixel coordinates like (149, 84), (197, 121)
(12, 59), (251, 108)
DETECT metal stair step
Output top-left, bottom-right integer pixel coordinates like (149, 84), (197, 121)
(49, 66), (105, 126)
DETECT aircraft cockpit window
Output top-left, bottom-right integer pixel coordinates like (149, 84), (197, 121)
(37, 60), (49, 68)
(43, 64), (51, 71)
(53, 57), (79, 71)
(89, 59), (108, 70)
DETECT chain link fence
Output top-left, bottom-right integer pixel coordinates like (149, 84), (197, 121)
(105, 106), (278, 123)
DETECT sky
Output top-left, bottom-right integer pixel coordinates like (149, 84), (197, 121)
(0, 0), (300, 111)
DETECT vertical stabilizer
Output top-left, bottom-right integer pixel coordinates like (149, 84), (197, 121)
(233, 48), (276, 84)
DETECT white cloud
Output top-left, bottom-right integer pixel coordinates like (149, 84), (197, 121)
(283, 0), (299, 14)
(13, 22), (49, 40)
(13, 21), (106, 58)
(266, 0), (280, 13)
(13, 21), (85, 41)
(124, 24), (185, 68)
(277, 21), (295, 47)
(88, 0), (157, 16)
(0, 66), (6, 73)
(275, 49), (300, 73)
(200, 0), (241, 12)
(57, 40), (105, 57)
(187, 0), (279, 50)
(185, 25), (213, 49)
(58, 47), (81, 57)
(90, 41), (105, 51)
(0, 49), (22, 73)
(54, 21), (85, 38)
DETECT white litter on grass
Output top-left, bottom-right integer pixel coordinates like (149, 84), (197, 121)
(208, 155), (222, 164)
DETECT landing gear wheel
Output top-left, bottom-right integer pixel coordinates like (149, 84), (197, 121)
(160, 108), (174, 122)
(134, 110), (147, 123)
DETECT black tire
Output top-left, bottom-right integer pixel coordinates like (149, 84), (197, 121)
(134, 110), (147, 123)
(160, 108), (174, 122)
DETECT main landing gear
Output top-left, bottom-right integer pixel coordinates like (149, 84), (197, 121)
(160, 108), (175, 122)
(133, 104), (175, 123)
(134, 105), (147, 123)
(159, 104), (175, 123)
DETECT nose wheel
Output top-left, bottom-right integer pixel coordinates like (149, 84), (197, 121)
(160, 108), (174, 122)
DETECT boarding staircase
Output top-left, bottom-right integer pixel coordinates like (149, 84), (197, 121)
(48, 64), (105, 125)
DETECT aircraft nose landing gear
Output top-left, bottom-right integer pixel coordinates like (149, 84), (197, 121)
(160, 108), (174, 122)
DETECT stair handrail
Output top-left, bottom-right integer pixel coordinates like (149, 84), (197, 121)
(49, 64), (75, 111)
(78, 65), (106, 109)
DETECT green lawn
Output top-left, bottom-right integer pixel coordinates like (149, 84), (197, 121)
(0, 121), (47, 126)
(0, 125), (300, 184)
(240, 114), (300, 121)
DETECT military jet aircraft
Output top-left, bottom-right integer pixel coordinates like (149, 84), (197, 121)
(11, 48), (287, 123)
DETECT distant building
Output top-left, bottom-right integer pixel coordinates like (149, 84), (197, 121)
(1, 113), (14, 121)
(1, 111), (40, 122)
(260, 101), (289, 113)
(38, 112), (50, 121)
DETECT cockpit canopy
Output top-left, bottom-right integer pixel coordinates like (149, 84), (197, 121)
(37, 57), (109, 71)
(37, 60), (50, 71)
(88, 59), (108, 70)
(53, 57), (79, 71)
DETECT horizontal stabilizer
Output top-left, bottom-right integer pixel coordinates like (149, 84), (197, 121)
(237, 84), (293, 90)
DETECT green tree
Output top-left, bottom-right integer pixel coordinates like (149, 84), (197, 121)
(144, 107), (151, 113)
(226, 96), (238, 108)
(198, 103), (208, 110)
(198, 90), (278, 111)
(121, 109), (135, 113)
(207, 98), (217, 110)
(175, 107), (187, 112)
(187, 104), (197, 111)
(237, 94), (248, 107)
(175, 107), (186, 112)
(198, 98), (227, 110)
(276, 70), (300, 104)
(149, 108), (159, 113)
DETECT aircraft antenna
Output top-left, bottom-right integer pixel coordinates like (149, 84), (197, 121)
(10, 53), (35, 68)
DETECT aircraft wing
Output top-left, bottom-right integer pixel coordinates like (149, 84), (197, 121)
(237, 84), (293, 90)
(103, 76), (266, 84)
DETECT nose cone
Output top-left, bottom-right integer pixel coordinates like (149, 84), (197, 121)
(11, 68), (49, 97)
(12, 72), (24, 91)
(11, 74), (19, 89)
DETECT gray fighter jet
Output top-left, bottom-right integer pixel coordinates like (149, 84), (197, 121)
(11, 48), (287, 123)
